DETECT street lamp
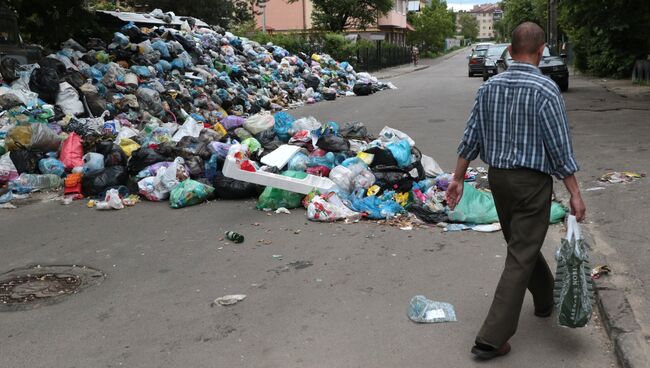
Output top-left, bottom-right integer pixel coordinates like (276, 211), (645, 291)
(258, 0), (268, 33)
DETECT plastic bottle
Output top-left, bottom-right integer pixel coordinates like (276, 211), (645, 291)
(13, 174), (63, 191)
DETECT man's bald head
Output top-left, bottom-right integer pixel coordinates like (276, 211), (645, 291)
(511, 22), (545, 56)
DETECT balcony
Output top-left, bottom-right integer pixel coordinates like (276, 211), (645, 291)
(378, 10), (407, 28)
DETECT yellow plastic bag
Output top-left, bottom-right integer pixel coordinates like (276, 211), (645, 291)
(212, 123), (227, 140)
(119, 138), (141, 157)
(5, 125), (33, 151)
(311, 54), (322, 63)
(357, 152), (374, 165)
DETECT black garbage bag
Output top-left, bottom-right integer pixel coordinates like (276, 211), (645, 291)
(340, 122), (370, 140)
(10, 149), (45, 174)
(86, 38), (107, 51)
(304, 75), (320, 90)
(316, 134), (350, 152)
(38, 58), (66, 78)
(323, 91), (336, 101)
(255, 129), (283, 151)
(364, 146), (398, 167)
(212, 173), (262, 199)
(176, 136), (210, 159)
(127, 147), (169, 175)
(29, 67), (60, 104)
(353, 83), (373, 96)
(82, 166), (128, 197)
(408, 203), (448, 224)
(96, 141), (127, 167)
(185, 156), (205, 179)
(0, 57), (20, 83)
(64, 70), (85, 91)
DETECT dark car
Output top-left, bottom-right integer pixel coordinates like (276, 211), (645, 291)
(467, 43), (493, 77)
(481, 43), (509, 81)
(496, 46), (569, 91)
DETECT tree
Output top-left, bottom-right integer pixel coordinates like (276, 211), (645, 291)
(288, 0), (394, 32)
(499, 0), (546, 35)
(457, 13), (478, 40)
(559, 0), (650, 77)
(407, 0), (455, 53)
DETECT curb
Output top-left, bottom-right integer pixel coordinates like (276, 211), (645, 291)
(594, 279), (649, 368)
(375, 65), (430, 80)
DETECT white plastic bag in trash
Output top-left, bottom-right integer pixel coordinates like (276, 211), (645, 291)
(289, 116), (322, 136)
(421, 154), (444, 176)
(243, 113), (275, 135)
(379, 126), (415, 147)
(56, 82), (84, 116)
(172, 117), (203, 142)
(95, 188), (124, 210)
(307, 193), (361, 222)
(0, 152), (19, 183)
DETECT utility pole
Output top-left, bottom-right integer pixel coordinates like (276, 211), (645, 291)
(258, 0), (268, 33)
(547, 0), (557, 52)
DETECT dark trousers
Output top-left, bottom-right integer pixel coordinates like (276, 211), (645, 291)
(476, 168), (555, 348)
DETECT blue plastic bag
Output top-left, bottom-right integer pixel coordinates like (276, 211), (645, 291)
(151, 40), (170, 59)
(386, 139), (412, 168)
(131, 65), (151, 78)
(347, 190), (404, 219)
(154, 60), (172, 75)
(205, 154), (219, 183)
(274, 112), (295, 142)
(308, 152), (336, 169)
(82, 153), (105, 175)
(38, 158), (65, 177)
(113, 32), (130, 47)
(287, 152), (309, 172)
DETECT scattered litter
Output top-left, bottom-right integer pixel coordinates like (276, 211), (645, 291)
(407, 295), (457, 323)
(585, 187), (606, 192)
(213, 294), (247, 306)
(599, 171), (645, 184)
(225, 231), (244, 244)
(0, 203), (16, 209)
(275, 207), (291, 214)
(591, 265), (611, 280)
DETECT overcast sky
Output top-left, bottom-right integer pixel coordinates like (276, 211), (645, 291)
(446, 1), (496, 11)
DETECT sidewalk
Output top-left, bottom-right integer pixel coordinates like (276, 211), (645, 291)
(561, 75), (650, 368)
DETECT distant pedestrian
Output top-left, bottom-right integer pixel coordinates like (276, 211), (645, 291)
(446, 22), (586, 360)
(411, 46), (419, 67)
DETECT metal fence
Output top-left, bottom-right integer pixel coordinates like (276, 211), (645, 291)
(354, 43), (412, 72)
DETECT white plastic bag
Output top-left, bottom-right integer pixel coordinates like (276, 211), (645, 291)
(421, 154), (444, 176)
(0, 153), (19, 183)
(172, 117), (203, 142)
(307, 193), (361, 222)
(329, 165), (354, 193)
(95, 188), (124, 210)
(379, 126), (415, 147)
(243, 113), (275, 135)
(289, 116), (322, 136)
(56, 82), (84, 116)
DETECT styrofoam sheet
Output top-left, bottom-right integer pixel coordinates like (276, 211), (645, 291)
(223, 156), (335, 195)
(260, 144), (301, 169)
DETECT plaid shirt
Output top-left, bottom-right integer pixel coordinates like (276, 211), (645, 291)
(457, 62), (579, 179)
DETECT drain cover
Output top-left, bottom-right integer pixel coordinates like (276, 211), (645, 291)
(0, 265), (105, 311)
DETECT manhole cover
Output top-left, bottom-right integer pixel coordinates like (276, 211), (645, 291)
(0, 265), (105, 312)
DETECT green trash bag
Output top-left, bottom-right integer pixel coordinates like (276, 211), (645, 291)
(169, 179), (214, 209)
(447, 183), (498, 224)
(553, 215), (594, 328)
(447, 183), (568, 224)
(256, 170), (307, 210)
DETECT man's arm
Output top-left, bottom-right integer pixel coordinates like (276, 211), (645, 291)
(562, 174), (586, 221)
(446, 157), (471, 210)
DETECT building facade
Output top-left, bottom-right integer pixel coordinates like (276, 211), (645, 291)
(456, 3), (502, 40)
(253, 0), (410, 45)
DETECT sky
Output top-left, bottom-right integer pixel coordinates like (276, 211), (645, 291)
(446, 1), (496, 11)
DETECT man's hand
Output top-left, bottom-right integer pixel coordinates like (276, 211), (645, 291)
(570, 194), (586, 222)
(445, 179), (464, 210)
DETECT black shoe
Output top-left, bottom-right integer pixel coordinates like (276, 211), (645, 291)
(534, 305), (554, 318)
(471, 342), (511, 360)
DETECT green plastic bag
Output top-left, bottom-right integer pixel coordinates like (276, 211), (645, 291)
(447, 183), (568, 224)
(169, 179), (214, 209)
(256, 171), (307, 210)
(553, 215), (594, 328)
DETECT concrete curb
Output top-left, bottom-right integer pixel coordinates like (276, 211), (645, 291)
(594, 279), (649, 368)
(375, 65), (430, 80)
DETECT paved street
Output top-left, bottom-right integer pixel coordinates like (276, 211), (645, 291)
(1, 50), (631, 368)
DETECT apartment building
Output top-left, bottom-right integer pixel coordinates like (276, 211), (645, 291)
(457, 3), (502, 40)
(254, 0), (410, 45)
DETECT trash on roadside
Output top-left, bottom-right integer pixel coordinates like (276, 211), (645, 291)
(225, 231), (245, 243)
(275, 207), (291, 214)
(599, 171), (645, 183)
(591, 264), (611, 280)
(407, 295), (457, 323)
(213, 294), (247, 306)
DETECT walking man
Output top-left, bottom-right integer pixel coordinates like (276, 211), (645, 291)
(445, 22), (586, 360)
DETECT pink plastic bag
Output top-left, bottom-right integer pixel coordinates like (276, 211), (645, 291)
(60, 132), (83, 171)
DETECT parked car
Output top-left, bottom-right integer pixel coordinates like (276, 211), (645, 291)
(481, 43), (509, 81)
(467, 42), (493, 77)
(496, 45), (569, 91)
(0, 5), (42, 65)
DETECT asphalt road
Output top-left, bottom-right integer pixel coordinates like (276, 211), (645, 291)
(1, 51), (619, 368)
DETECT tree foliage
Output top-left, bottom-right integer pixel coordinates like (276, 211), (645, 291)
(499, 0), (546, 35)
(407, 0), (455, 53)
(559, 0), (650, 77)
(288, 0), (394, 32)
(457, 13), (478, 40)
